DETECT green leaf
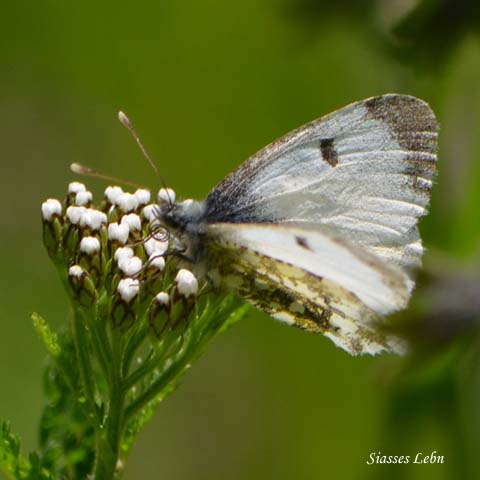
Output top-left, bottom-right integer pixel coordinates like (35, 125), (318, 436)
(38, 339), (95, 479)
(0, 421), (52, 480)
(217, 297), (250, 333)
(32, 313), (61, 358)
(122, 385), (174, 456)
(0, 420), (28, 479)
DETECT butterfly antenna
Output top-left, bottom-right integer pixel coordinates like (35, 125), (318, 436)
(118, 111), (173, 207)
(70, 163), (145, 189)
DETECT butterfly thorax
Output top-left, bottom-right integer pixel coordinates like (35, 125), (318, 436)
(159, 199), (205, 233)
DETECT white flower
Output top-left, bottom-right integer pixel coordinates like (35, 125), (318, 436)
(118, 256), (143, 276)
(68, 265), (84, 277)
(66, 206), (87, 225)
(80, 236), (101, 254)
(149, 255), (165, 271)
(117, 278), (140, 302)
(41, 198), (62, 221)
(79, 209), (107, 231)
(155, 291), (169, 305)
(105, 186), (124, 205)
(108, 222), (130, 244)
(134, 188), (151, 206)
(114, 246), (134, 263)
(68, 182), (86, 194)
(117, 193), (139, 212)
(142, 204), (159, 222)
(157, 188), (176, 204)
(75, 190), (93, 206)
(175, 269), (198, 297)
(144, 237), (168, 256)
(120, 213), (142, 231)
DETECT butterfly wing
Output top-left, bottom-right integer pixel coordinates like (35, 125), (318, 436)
(199, 94), (437, 354)
(204, 223), (407, 355)
(204, 94), (438, 274)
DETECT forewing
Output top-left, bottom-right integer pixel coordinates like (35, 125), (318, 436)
(204, 223), (408, 355)
(204, 94), (438, 273)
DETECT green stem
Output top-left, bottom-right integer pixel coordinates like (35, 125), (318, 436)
(93, 330), (126, 479)
(121, 323), (148, 378)
(72, 306), (100, 425)
(93, 390), (125, 479)
(122, 349), (157, 393)
(91, 313), (114, 389)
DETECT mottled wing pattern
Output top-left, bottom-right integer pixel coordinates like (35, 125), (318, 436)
(205, 95), (438, 275)
(204, 223), (407, 355)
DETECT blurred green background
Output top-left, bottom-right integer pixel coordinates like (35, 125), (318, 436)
(2, 0), (480, 478)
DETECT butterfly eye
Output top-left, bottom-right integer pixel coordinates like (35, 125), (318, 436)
(158, 205), (179, 228)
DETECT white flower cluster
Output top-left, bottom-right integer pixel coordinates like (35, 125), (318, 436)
(42, 182), (199, 308)
(65, 206), (107, 230)
(105, 185), (152, 213)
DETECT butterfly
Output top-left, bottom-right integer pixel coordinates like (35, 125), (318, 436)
(158, 94), (438, 355)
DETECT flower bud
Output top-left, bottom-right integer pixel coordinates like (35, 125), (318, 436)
(67, 182), (87, 206)
(108, 222), (130, 245)
(117, 278), (140, 302)
(69, 265), (84, 277)
(157, 188), (176, 204)
(79, 209), (107, 231)
(114, 247), (134, 264)
(66, 206), (87, 225)
(41, 199), (62, 222)
(167, 269), (199, 329)
(80, 236), (101, 254)
(120, 213), (142, 232)
(119, 256), (143, 277)
(148, 255), (165, 272)
(144, 237), (168, 257)
(117, 193), (138, 213)
(175, 269), (198, 298)
(68, 264), (97, 305)
(113, 278), (141, 328)
(105, 185), (124, 206)
(142, 204), (159, 223)
(41, 199), (64, 259)
(75, 190), (93, 206)
(68, 182), (86, 194)
(134, 188), (151, 206)
(156, 291), (170, 306)
(78, 236), (103, 282)
(148, 291), (171, 337)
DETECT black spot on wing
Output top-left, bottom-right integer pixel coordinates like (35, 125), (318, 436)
(295, 235), (312, 251)
(319, 138), (338, 167)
